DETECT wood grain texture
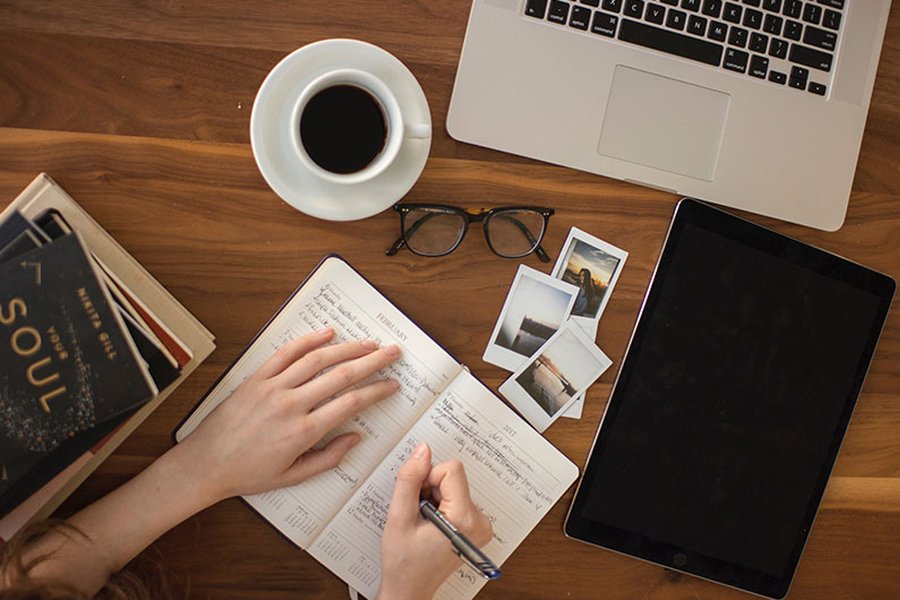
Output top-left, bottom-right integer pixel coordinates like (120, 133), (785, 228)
(1, 1), (898, 598)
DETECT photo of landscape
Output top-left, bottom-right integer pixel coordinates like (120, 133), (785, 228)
(495, 275), (574, 357)
(515, 327), (601, 416)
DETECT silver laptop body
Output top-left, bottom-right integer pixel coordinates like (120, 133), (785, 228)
(448, 0), (891, 231)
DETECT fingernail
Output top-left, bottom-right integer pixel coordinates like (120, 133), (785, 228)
(361, 339), (378, 349)
(412, 443), (428, 459)
(388, 379), (401, 391)
(348, 433), (362, 448)
(318, 327), (334, 336)
(384, 344), (401, 357)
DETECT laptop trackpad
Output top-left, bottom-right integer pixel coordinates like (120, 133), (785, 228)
(598, 66), (730, 182)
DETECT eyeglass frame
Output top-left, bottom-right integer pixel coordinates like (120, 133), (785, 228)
(385, 203), (555, 262)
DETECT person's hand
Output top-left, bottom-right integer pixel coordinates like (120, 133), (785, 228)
(377, 443), (493, 600)
(178, 327), (401, 503)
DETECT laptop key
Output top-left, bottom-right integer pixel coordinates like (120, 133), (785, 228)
(647, 4), (667, 24)
(763, 14), (782, 35)
(667, 9), (687, 30)
(682, 0), (701, 12)
(723, 3), (742, 23)
(789, 44), (832, 71)
(743, 0), (760, 6)
(749, 32), (768, 52)
(617, 18), (724, 66)
(688, 14), (708, 35)
(762, 0), (781, 11)
(723, 47), (749, 73)
(808, 81), (827, 96)
(743, 8), (763, 30)
(782, 0), (802, 18)
(660, 0), (678, 5)
(749, 54), (769, 78)
(768, 69), (787, 84)
(702, 0), (723, 17)
(728, 26), (748, 47)
(525, 0), (549, 18)
(802, 4), (822, 25)
(624, 0), (644, 17)
(709, 20), (728, 41)
(817, 0), (843, 8)
(769, 37), (788, 58)
(602, 0), (623, 12)
(591, 11), (619, 35)
(822, 9), (841, 30)
(548, 0), (569, 23)
(570, 5), (592, 29)
(582, 0), (601, 6)
(784, 19), (802, 40)
(803, 25), (836, 51)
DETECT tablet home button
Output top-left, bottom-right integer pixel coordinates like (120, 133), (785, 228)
(673, 553), (687, 567)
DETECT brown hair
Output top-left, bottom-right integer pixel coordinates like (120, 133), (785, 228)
(0, 521), (173, 600)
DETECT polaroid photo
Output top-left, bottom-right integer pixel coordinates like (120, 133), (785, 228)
(499, 321), (612, 433)
(551, 227), (628, 340)
(483, 265), (579, 372)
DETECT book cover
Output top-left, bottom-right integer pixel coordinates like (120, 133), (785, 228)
(0, 234), (157, 501)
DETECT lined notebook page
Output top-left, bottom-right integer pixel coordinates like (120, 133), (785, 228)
(176, 256), (462, 547)
(307, 369), (580, 600)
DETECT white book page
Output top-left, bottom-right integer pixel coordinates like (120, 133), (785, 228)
(307, 369), (579, 600)
(176, 256), (462, 547)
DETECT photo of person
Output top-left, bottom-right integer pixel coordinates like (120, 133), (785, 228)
(559, 239), (622, 319)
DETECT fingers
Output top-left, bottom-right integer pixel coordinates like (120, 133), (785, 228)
(294, 344), (401, 403)
(426, 460), (475, 508)
(308, 378), (400, 437)
(276, 340), (397, 390)
(387, 443), (432, 528)
(254, 328), (335, 380)
(279, 432), (361, 487)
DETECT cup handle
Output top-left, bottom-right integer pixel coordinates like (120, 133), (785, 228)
(406, 123), (431, 139)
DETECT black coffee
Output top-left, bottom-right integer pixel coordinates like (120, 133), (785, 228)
(299, 84), (387, 174)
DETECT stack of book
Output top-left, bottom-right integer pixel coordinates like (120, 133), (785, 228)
(0, 174), (215, 541)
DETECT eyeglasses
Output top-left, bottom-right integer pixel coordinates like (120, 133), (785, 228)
(385, 204), (554, 262)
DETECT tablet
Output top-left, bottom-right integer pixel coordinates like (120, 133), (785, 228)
(565, 199), (895, 598)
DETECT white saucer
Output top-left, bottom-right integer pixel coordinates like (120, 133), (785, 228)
(250, 39), (432, 221)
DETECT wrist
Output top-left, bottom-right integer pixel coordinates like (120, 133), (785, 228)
(157, 441), (229, 508)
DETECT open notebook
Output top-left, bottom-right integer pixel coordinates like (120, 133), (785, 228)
(175, 255), (578, 600)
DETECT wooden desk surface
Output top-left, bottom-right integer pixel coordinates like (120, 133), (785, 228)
(1, 3), (897, 599)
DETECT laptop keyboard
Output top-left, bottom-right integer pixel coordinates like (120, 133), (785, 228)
(524, 0), (844, 97)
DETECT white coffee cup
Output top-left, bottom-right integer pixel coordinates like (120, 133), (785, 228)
(290, 68), (430, 186)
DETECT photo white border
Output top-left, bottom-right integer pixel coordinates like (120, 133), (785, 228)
(498, 321), (612, 433)
(483, 264), (579, 372)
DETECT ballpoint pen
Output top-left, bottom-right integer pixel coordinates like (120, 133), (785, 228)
(419, 498), (502, 580)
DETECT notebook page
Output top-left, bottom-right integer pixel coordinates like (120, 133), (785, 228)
(307, 369), (579, 600)
(175, 256), (462, 547)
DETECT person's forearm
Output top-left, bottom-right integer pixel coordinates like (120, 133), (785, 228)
(29, 441), (221, 595)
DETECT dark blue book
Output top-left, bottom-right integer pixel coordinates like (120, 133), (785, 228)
(0, 234), (157, 503)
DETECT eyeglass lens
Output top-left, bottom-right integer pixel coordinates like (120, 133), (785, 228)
(403, 209), (467, 256)
(486, 210), (546, 258)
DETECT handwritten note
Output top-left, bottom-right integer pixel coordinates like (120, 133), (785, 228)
(308, 369), (579, 600)
(176, 257), (462, 547)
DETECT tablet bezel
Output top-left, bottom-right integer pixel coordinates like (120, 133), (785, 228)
(564, 199), (895, 598)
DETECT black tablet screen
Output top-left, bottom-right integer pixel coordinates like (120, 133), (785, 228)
(568, 201), (894, 594)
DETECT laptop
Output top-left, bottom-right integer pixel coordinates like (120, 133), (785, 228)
(447, 0), (892, 231)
